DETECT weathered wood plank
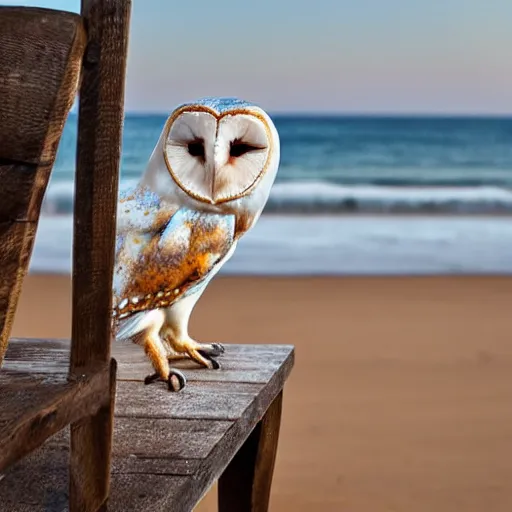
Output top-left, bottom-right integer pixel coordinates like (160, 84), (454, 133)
(219, 391), (283, 512)
(111, 454), (201, 477)
(109, 473), (191, 511)
(0, 7), (86, 364)
(68, 0), (131, 509)
(113, 417), (232, 459)
(115, 380), (264, 420)
(2, 339), (72, 374)
(0, 362), (111, 473)
(0, 7), (85, 164)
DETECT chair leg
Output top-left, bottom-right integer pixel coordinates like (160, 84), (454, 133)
(69, 359), (117, 512)
(218, 391), (283, 512)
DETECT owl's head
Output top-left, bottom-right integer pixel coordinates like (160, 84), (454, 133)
(142, 97), (280, 214)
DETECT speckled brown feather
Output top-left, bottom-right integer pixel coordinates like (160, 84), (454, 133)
(113, 207), (235, 327)
(234, 210), (254, 239)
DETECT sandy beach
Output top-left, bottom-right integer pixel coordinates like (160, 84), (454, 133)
(10, 274), (512, 511)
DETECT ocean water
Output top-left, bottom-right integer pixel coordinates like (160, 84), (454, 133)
(32, 114), (512, 275)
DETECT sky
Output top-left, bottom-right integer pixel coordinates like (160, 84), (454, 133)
(2, 0), (512, 114)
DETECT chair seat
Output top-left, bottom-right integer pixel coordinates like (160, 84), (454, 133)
(0, 338), (294, 511)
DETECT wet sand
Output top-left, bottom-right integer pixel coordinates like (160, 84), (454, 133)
(11, 275), (512, 512)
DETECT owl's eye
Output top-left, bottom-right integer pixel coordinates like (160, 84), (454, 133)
(229, 140), (262, 158)
(188, 139), (205, 160)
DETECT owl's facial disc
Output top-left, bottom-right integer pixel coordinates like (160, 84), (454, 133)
(164, 109), (271, 204)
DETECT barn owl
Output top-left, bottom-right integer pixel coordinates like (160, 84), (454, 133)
(112, 97), (280, 391)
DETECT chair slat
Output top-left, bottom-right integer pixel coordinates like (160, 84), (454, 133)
(0, 7), (86, 365)
(0, 7), (85, 164)
(69, 0), (131, 509)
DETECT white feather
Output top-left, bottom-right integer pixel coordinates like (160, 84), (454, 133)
(116, 309), (165, 341)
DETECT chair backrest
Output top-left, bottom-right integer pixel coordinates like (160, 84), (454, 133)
(0, 7), (86, 364)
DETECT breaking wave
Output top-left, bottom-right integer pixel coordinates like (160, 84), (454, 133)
(41, 179), (512, 215)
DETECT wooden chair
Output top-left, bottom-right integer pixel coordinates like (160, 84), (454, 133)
(0, 2), (294, 511)
(0, 1), (129, 510)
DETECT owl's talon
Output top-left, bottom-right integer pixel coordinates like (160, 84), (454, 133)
(168, 369), (187, 392)
(198, 352), (221, 370)
(163, 338), (224, 369)
(212, 343), (225, 355)
(144, 370), (186, 391)
(144, 373), (160, 385)
(196, 342), (225, 357)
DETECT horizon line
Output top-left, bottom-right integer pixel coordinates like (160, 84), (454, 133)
(68, 110), (512, 118)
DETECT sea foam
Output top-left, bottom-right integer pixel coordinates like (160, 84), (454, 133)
(41, 179), (512, 215)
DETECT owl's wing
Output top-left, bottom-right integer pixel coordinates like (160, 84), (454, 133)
(113, 205), (236, 340)
(116, 185), (177, 240)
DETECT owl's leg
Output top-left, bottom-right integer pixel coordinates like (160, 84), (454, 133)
(130, 312), (187, 391)
(141, 332), (187, 391)
(161, 291), (225, 370)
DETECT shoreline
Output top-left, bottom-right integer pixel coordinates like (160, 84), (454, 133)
(29, 213), (512, 276)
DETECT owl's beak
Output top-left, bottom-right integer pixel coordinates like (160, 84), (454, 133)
(209, 144), (228, 202)
(213, 144), (228, 174)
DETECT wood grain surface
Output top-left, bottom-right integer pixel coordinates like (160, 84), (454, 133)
(0, 339), (294, 511)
